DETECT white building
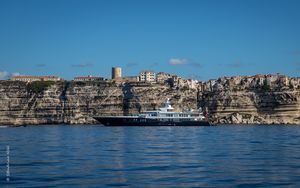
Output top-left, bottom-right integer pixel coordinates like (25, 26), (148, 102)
(138, 71), (156, 82)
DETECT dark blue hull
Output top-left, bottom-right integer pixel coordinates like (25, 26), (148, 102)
(94, 117), (211, 126)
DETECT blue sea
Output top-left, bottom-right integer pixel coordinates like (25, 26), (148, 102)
(1, 125), (300, 187)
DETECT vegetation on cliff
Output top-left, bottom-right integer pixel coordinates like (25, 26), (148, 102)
(26, 81), (56, 93)
(261, 80), (271, 92)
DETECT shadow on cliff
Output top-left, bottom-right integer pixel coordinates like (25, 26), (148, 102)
(122, 83), (141, 115)
(253, 89), (298, 115)
(253, 90), (281, 115)
(59, 81), (70, 122)
(198, 91), (219, 115)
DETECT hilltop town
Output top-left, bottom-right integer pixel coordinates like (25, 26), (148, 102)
(9, 67), (300, 92)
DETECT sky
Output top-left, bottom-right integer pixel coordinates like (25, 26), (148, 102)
(0, 0), (299, 80)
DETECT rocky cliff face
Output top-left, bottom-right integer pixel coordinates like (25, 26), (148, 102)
(200, 90), (300, 124)
(0, 81), (198, 125)
(0, 81), (299, 125)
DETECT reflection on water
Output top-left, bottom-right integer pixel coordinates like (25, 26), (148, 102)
(1, 125), (300, 187)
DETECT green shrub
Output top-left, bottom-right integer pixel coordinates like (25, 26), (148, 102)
(26, 81), (55, 93)
(232, 87), (238, 92)
(261, 80), (271, 92)
(262, 84), (270, 92)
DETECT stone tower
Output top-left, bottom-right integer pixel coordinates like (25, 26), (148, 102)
(112, 67), (122, 79)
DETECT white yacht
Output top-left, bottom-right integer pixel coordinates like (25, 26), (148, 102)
(93, 99), (211, 126)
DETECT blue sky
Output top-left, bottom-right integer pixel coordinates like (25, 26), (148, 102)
(0, 0), (299, 80)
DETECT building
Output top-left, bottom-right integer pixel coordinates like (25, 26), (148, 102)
(11, 76), (63, 82)
(73, 75), (104, 81)
(204, 79), (217, 91)
(278, 75), (289, 87)
(266, 74), (280, 87)
(112, 67), (122, 79)
(156, 72), (172, 83)
(289, 77), (299, 89)
(253, 74), (265, 86)
(138, 70), (156, 82)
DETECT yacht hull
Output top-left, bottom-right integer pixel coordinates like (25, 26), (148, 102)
(94, 116), (211, 126)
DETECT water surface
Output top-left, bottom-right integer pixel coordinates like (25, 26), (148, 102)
(1, 125), (300, 187)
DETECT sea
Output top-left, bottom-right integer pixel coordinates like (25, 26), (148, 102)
(1, 125), (300, 187)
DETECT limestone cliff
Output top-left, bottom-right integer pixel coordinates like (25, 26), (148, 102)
(0, 80), (299, 125)
(0, 81), (198, 125)
(200, 90), (300, 124)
